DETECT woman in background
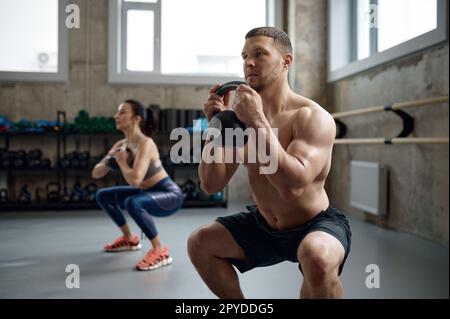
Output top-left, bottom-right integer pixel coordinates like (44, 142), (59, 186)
(92, 99), (183, 271)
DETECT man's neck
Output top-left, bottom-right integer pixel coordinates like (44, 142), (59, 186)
(259, 79), (292, 121)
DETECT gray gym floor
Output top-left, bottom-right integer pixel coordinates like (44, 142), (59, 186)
(0, 202), (448, 299)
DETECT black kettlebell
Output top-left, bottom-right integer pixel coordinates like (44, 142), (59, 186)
(18, 184), (32, 203)
(40, 158), (51, 169)
(13, 158), (25, 168)
(61, 186), (70, 203)
(28, 159), (41, 169)
(46, 182), (61, 202)
(106, 148), (131, 171)
(70, 179), (84, 202)
(181, 180), (197, 201)
(78, 151), (90, 161)
(27, 149), (43, 160)
(59, 158), (71, 169)
(209, 81), (247, 148)
(35, 187), (46, 202)
(88, 156), (99, 169)
(107, 156), (120, 171)
(0, 188), (8, 203)
(83, 182), (98, 202)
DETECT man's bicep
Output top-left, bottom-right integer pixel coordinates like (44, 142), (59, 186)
(286, 138), (328, 184)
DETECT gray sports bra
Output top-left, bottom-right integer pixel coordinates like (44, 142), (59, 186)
(122, 142), (164, 179)
(144, 158), (164, 179)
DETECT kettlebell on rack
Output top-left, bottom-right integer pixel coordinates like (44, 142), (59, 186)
(18, 184), (32, 203)
(27, 149), (43, 161)
(78, 151), (90, 169)
(0, 188), (9, 203)
(46, 182), (61, 203)
(35, 187), (46, 203)
(181, 180), (198, 201)
(61, 186), (71, 203)
(83, 182), (98, 202)
(40, 158), (51, 169)
(70, 179), (84, 202)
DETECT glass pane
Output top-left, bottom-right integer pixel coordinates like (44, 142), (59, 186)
(377, 0), (437, 52)
(161, 0), (266, 76)
(356, 0), (371, 60)
(127, 10), (154, 71)
(0, 0), (58, 73)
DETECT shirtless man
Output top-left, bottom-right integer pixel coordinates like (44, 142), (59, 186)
(187, 27), (351, 298)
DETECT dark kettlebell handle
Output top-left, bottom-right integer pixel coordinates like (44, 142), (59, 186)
(215, 80), (246, 97)
(208, 81), (248, 148)
(212, 81), (246, 117)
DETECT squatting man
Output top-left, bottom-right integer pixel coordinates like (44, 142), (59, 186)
(186, 26), (352, 299)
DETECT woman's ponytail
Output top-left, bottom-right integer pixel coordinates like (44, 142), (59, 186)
(124, 99), (159, 138)
(144, 104), (160, 138)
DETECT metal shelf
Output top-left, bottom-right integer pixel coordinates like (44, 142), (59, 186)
(0, 202), (99, 211)
(183, 200), (227, 208)
(0, 123), (227, 210)
(0, 168), (57, 172)
(0, 131), (59, 137)
(60, 131), (121, 136)
(0, 200), (226, 211)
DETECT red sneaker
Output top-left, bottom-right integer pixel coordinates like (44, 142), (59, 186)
(104, 235), (142, 252)
(136, 246), (173, 271)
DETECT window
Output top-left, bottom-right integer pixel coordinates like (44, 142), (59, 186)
(127, 9), (155, 72)
(376, 0), (437, 52)
(109, 0), (283, 84)
(0, 0), (69, 82)
(328, 0), (447, 82)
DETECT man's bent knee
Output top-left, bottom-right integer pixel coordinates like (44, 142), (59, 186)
(298, 241), (342, 284)
(301, 251), (337, 281)
(187, 226), (216, 262)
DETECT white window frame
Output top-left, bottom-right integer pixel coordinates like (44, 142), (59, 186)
(108, 0), (284, 85)
(0, 0), (69, 83)
(328, 0), (448, 82)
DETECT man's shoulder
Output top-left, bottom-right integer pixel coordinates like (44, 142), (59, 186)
(289, 99), (335, 142)
(291, 102), (333, 126)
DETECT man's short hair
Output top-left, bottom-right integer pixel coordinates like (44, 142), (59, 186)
(245, 27), (293, 54)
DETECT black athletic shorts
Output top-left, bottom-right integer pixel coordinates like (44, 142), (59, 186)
(215, 205), (351, 275)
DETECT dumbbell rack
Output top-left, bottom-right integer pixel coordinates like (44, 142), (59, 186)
(0, 130), (66, 211)
(58, 131), (125, 210)
(0, 129), (228, 211)
(155, 130), (228, 208)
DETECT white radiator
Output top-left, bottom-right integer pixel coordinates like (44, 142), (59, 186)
(350, 161), (388, 215)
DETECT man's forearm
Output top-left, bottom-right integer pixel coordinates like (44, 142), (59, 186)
(199, 162), (227, 191)
(199, 140), (231, 193)
(199, 141), (238, 193)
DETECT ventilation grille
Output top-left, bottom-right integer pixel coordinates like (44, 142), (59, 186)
(350, 161), (388, 215)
